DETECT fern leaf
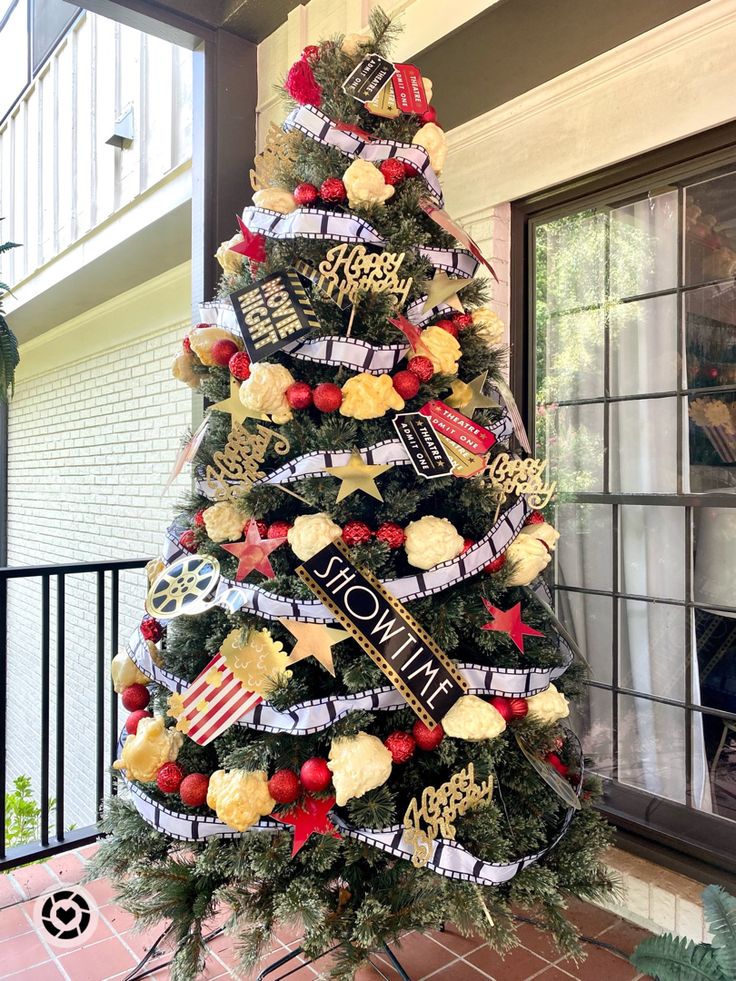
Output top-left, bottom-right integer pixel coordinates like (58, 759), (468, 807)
(630, 934), (727, 981)
(703, 885), (736, 977)
(0, 240), (21, 254)
(0, 315), (20, 401)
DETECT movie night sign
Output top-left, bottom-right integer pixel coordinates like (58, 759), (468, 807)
(297, 540), (467, 727)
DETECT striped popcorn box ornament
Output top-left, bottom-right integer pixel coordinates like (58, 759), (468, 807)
(170, 652), (262, 746)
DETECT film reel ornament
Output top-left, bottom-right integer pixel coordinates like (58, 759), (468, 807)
(145, 555), (221, 619)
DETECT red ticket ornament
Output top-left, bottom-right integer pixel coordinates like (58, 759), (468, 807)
(419, 400), (497, 456)
(391, 64), (428, 114)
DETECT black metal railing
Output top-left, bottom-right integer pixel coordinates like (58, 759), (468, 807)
(0, 557), (149, 871)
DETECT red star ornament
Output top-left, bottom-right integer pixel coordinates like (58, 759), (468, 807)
(230, 215), (267, 264)
(221, 519), (286, 581)
(481, 598), (545, 654)
(272, 795), (341, 856)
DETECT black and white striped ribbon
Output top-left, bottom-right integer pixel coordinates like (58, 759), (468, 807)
(121, 737), (582, 884)
(283, 103), (444, 206)
(242, 206), (384, 246)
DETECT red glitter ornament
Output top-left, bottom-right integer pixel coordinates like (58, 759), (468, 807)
(285, 58), (322, 106)
(452, 312), (473, 330)
(125, 710), (152, 735)
(342, 520), (372, 547)
(195, 323), (212, 330)
(211, 339), (240, 367)
(407, 356), (434, 382)
(268, 769), (301, 805)
(384, 730), (416, 764)
(436, 318), (459, 337)
(313, 382), (343, 413)
(268, 520), (292, 540)
(157, 762), (185, 794)
(140, 617), (163, 643)
(485, 553), (506, 574)
(299, 757), (332, 793)
(545, 753), (569, 778)
(376, 522), (405, 549)
(122, 684), (150, 712)
(412, 720), (444, 751)
(179, 529), (197, 553)
(293, 182), (319, 206)
(179, 773), (210, 807)
(320, 177), (347, 203)
(228, 351), (251, 380)
(392, 370), (420, 400)
(461, 538), (475, 555)
(379, 159), (406, 186)
(249, 519), (268, 539)
(194, 510), (205, 527)
(182, 336), (191, 352)
(419, 106), (438, 124)
(301, 44), (320, 64)
(525, 511), (545, 525)
(286, 381), (313, 410)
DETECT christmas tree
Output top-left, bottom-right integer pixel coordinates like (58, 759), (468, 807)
(94, 11), (614, 979)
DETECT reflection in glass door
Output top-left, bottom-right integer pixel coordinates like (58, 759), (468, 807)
(531, 164), (736, 862)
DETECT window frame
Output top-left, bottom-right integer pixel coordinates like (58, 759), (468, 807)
(511, 121), (736, 881)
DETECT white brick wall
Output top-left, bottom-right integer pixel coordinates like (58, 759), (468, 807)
(6, 316), (192, 830)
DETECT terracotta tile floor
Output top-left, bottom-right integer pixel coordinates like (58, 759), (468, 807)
(0, 846), (652, 980)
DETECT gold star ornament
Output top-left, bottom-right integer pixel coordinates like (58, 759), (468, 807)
(422, 271), (474, 314)
(446, 371), (499, 417)
(325, 449), (393, 502)
(210, 377), (267, 426)
(279, 618), (350, 677)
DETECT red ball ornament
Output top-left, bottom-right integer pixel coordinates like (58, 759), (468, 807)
(293, 182), (319, 206)
(419, 106), (438, 124)
(179, 773), (210, 807)
(228, 352), (251, 380)
(320, 177), (347, 203)
(407, 356), (434, 383)
(182, 336), (191, 353)
(194, 510), (205, 528)
(268, 520), (292, 539)
(286, 381), (313, 410)
(248, 519), (268, 539)
(384, 730), (416, 764)
(461, 538), (475, 555)
(485, 553), (506, 574)
(403, 162), (419, 178)
(285, 58), (322, 106)
(179, 529), (197, 553)
(342, 520), (372, 547)
(211, 339), (240, 367)
(157, 761), (185, 794)
(490, 696), (529, 722)
(122, 684), (150, 712)
(545, 753), (569, 778)
(412, 720), (444, 751)
(436, 318), (459, 338)
(301, 45), (321, 64)
(490, 696), (513, 722)
(525, 511), (545, 526)
(300, 757), (332, 793)
(379, 159), (406, 186)
(376, 522), (405, 549)
(392, 370), (420, 400)
(509, 698), (529, 720)
(313, 382), (343, 413)
(125, 710), (152, 735)
(452, 312), (473, 330)
(140, 617), (163, 643)
(268, 768), (301, 805)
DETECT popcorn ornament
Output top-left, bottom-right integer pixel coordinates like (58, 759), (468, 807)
(472, 307), (506, 348)
(206, 769), (276, 832)
(404, 515), (464, 570)
(171, 351), (201, 389)
(239, 362), (296, 423)
(340, 372), (405, 420)
(442, 695), (507, 741)
(416, 325), (461, 376)
(342, 160), (395, 209)
(328, 731), (393, 807)
(505, 534), (552, 586)
(341, 31), (370, 56)
(412, 122), (447, 174)
(215, 233), (245, 275)
(252, 188), (298, 214)
(189, 326), (242, 367)
(113, 716), (183, 783)
(520, 521), (560, 553)
(525, 684), (570, 726)
(288, 512), (342, 561)
(111, 650), (151, 693)
(202, 502), (244, 543)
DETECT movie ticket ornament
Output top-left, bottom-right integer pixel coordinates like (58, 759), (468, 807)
(402, 764), (494, 867)
(296, 539), (467, 727)
(392, 412), (454, 479)
(342, 53), (396, 103)
(230, 270), (320, 362)
(486, 453), (557, 511)
(391, 63), (428, 114)
(364, 81), (400, 118)
(317, 244), (413, 309)
(420, 400), (497, 456)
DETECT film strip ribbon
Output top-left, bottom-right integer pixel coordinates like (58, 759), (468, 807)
(283, 103), (444, 206)
(121, 734), (583, 885)
(242, 206), (384, 246)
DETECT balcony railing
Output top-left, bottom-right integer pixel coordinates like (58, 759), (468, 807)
(0, 557), (149, 871)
